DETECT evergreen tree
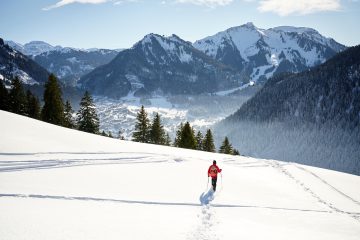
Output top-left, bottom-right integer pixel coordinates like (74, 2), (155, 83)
(101, 130), (107, 136)
(117, 129), (125, 140)
(174, 122), (184, 147)
(178, 122), (197, 149)
(9, 77), (27, 115)
(26, 90), (40, 119)
(219, 136), (233, 154)
(109, 131), (114, 138)
(41, 74), (65, 126)
(149, 112), (166, 145)
(25, 90), (32, 116)
(132, 105), (150, 143)
(203, 129), (216, 152)
(165, 133), (171, 146)
(64, 100), (75, 128)
(196, 131), (204, 150)
(0, 80), (9, 111)
(233, 149), (240, 156)
(76, 91), (99, 134)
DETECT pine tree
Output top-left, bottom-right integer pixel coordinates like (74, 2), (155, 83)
(117, 129), (125, 140)
(0, 80), (9, 111)
(26, 90), (40, 119)
(174, 122), (184, 147)
(76, 91), (99, 134)
(101, 130), (107, 136)
(64, 100), (75, 128)
(219, 136), (233, 154)
(165, 133), (171, 146)
(9, 77), (27, 115)
(203, 129), (216, 152)
(41, 74), (65, 126)
(178, 122), (197, 149)
(149, 112), (166, 145)
(109, 131), (114, 138)
(233, 149), (240, 156)
(132, 105), (150, 143)
(196, 131), (204, 150)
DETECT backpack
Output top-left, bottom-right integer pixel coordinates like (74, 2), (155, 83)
(209, 165), (218, 177)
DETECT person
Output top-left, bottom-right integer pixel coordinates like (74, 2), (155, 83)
(208, 160), (222, 192)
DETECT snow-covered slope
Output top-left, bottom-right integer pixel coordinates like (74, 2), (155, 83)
(5, 40), (62, 56)
(194, 22), (346, 82)
(0, 110), (359, 240)
(33, 48), (118, 86)
(0, 39), (49, 86)
(5, 39), (119, 86)
(80, 34), (242, 98)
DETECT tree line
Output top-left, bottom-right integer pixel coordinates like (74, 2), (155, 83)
(132, 105), (240, 155)
(1, 75), (240, 155)
(0, 74), (100, 135)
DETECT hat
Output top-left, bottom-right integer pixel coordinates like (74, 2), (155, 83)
(213, 160), (216, 164)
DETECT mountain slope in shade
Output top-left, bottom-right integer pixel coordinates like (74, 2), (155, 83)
(194, 22), (346, 82)
(34, 48), (118, 86)
(5, 40), (119, 86)
(216, 46), (360, 175)
(79, 34), (243, 98)
(1, 110), (360, 240)
(227, 45), (360, 128)
(0, 38), (49, 85)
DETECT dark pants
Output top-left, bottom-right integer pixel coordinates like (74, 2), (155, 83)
(211, 177), (217, 191)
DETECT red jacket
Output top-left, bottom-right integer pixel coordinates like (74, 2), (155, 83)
(208, 164), (222, 178)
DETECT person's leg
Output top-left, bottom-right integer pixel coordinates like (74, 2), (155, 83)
(212, 177), (217, 191)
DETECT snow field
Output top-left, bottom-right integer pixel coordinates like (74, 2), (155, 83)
(0, 110), (360, 240)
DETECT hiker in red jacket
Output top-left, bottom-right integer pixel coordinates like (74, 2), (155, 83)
(208, 160), (222, 192)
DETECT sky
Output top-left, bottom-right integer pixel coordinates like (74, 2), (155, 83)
(0, 0), (359, 49)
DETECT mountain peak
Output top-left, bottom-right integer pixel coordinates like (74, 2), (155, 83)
(135, 33), (191, 50)
(243, 22), (256, 28)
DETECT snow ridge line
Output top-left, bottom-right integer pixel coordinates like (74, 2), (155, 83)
(0, 193), (200, 207)
(295, 165), (360, 207)
(0, 193), (341, 213)
(267, 161), (360, 223)
(0, 158), (168, 172)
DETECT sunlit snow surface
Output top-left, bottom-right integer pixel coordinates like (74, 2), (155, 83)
(0, 110), (360, 240)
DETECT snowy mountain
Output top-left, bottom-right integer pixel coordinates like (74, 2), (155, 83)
(79, 34), (243, 98)
(33, 48), (118, 86)
(194, 22), (346, 82)
(5, 40), (119, 86)
(228, 45), (360, 127)
(216, 46), (360, 175)
(0, 38), (49, 86)
(1, 110), (360, 240)
(5, 40), (62, 56)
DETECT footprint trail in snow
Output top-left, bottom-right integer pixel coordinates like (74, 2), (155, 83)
(188, 189), (219, 240)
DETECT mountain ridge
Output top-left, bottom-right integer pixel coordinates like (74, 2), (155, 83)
(226, 45), (360, 128)
(79, 33), (243, 98)
(194, 22), (346, 82)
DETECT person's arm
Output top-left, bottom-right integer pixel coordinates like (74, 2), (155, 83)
(217, 166), (222, 173)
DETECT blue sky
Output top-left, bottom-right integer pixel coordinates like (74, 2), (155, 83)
(0, 0), (359, 49)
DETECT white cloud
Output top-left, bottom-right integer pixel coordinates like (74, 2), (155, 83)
(43, 0), (109, 10)
(175, 0), (234, 8)
(114, 0), (138, 5)
(257, 0), (341, 16)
